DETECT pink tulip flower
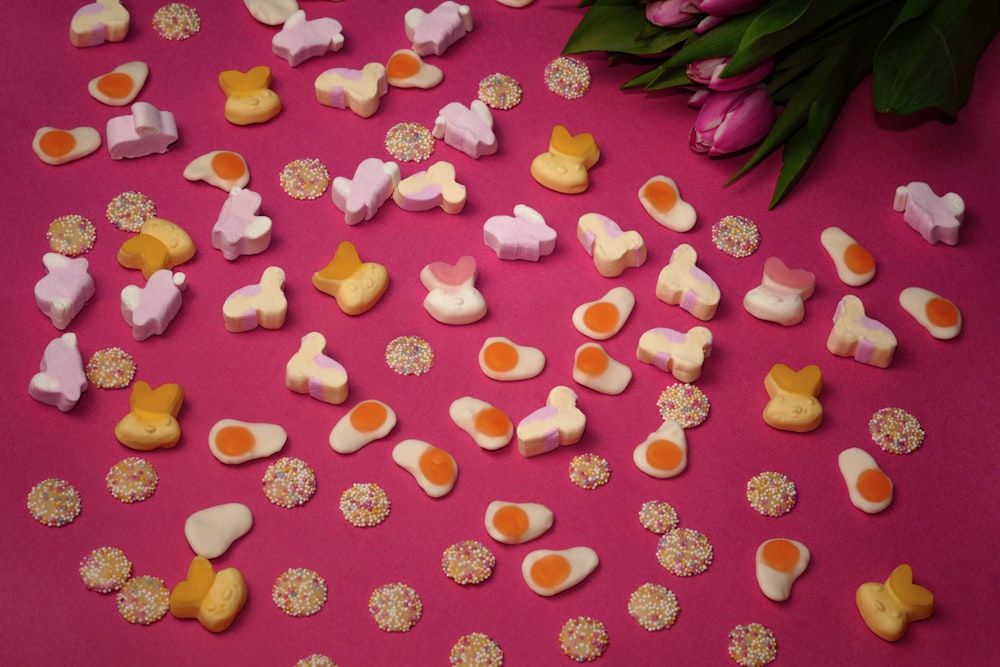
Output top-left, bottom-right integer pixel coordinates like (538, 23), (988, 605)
(645, 0), (700, 27)
(692, 0), (766, 16)
(689, 84), (776, 156)
(686, 56), (775, 91)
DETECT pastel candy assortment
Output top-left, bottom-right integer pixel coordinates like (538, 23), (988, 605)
(571, 287), (635, 340)
(211, 187), (273, 260)
(32, 126), (101, 165)
(106, 102), (179, 159)
(117, 216), (196, 279)
(762, 363), (823, 433)
(114, 381), (185, 451)
(120, 270), (186, 341)
(743, 257), (816, 326)
(34, 253), (95, 330)
(169, 556), (248, 633)
(421, 256), (487, 325)
(219, 66), (282, 126)
(70, 0), (129, 47)
(28, 333), (88, 412)
(632, 418), (688, 479)
(404, 1), (473, 56)
(385, 49), (443, 89)
(314, 63), (388, 118)
(332, 158), (401, 225)
(898, 287), (962, 340)
(577, 213), (647, 277)
(638, 175), (696, 232)
(484, 500), (553, 544)
(329, 400), (397, 454)
(838, 447), (893, 514)
(636, 326), (712, 383)
(394, 161), (467, 214)
(433, 100), (497, 159)
(572, 343), (632, 395)
(449, 397), (513, 451)
(821, 226), (875, 286)
(285, 331), (348, 405)
(521, 546), (598, 597)
(312, 241), (389, 316)
(184, 503), (254, 558)
(530, 125), (600, 194)
(893, 181), (964, 246)
(183, 150), (251, 192)
(272, 10), (344, 67)
(479, 336), (544, 381)
(392, 439), (458, 498)
(755, 538), (810, 602)
(88, 61), (148, 106)
(515, 386), (585, 457)
(827, 295), (897, 369)
(856, 564), (934, 641)
(223, 266), (288, 332)
(655, 243), (720, 321)
(483, 204), (556, 261)
(208, 420), (287, 464)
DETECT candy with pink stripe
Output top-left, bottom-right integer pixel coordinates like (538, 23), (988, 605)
(285, 332), (348, 404)
(636, 326), (712, 383)
(827, 295), (896, 368)
(223, 267), (287, 333)
(656, 243), (720, 321)
(577, 213), (647, 277)
(516, 386), (586, 458)
(394, 161), (467, 214)
(70, 0), (129, 47)
(314, 63), (387, 118)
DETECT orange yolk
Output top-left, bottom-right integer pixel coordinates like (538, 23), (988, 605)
(483, 341), (518, 373)
(856, 468), (892, 502)
(418, 447), (455, 486)
(387, 53), (420, 79)
(211, 151), (247, 181)
(925, 297), (959, 328)
(642, 180), (677, 212)
(492, 505), (529, 539)
(582, 302), (619, 334)
(575, 346), (609, 376)
(215, 425), (256, 456)
(39, 130), (76, 158)
(473, 407), (511, 437)
(530, 554), (571, 589)
(350, 401), (387, 433)
(645, 439), (683, 471)
(762, 539), (800, 572)
(96, 72), (134, 100)
(844, 243), (875, 275)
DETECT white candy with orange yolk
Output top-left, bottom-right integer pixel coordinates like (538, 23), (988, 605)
(571, 287), (635, 340)
(478, 337), (545, 381)
(755, 538), (810, 602)
(329, 400), (397, 454)
(838, 447), (893, 514)
(385, 49), (443, 89)
(183, 150), (251, 192)
(392, 439), (458, 498)
(632, 418), (688, 478)
(449, 397), (513, 451)
(208, 419), (287, 464)
(521, 546), (599, 597)
(899, 287), (962, 340)
(638, 175), (697, 232)
(32, 126), (101, 165)
(88, 61), (148, 106)
(484, 501), (553, 544)
(572, 343), (632, 395)
(821, 226), (876, 286)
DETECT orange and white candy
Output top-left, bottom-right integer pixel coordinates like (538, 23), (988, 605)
(88, 61), (148, 106)
(478, 337), (545, 381)
(184, 150), (251, 192)
(484, 500), (553, 544)
(838, 447), (893, 514)
(329, 400), (397, 454)
(632, 418), (687, 478)
(449, 397), (513, 451)
(638, 175), (696, 232)
(208, 419), (287, 464)
(392, 439), (458, 498)
(385, 49), (443, 89)
(32, 127), (101, 165)
(521, 546), (599, 596)
(755, 538), (810, 602)
(571, 287), (635, 340)
(572, 343), (632, 395)
(899, 287), (962, 340)
(821, 226), (876, 286)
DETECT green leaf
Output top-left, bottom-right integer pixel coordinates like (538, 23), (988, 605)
(561, 1), (654, 55)
(873, 0), (1000, 115)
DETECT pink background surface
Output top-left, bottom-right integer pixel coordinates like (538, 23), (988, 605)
(3, 1), (999, 665)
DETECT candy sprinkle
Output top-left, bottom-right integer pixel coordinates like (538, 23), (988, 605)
(385, 122), (435, 162)
(657, 383), (710, 427)
(478, 73), (523, 110)
(80, 546), (132, 593)
(280, 158), (330, 200)
(47, 214), (96, 256)
(152, 3), (201, 40)
(86, 347), (136, 389)
(442, 540), (496, 585)
(746, 471), (797, 517)
(869, 407), (924, 455)
(295, 655), (338, 667)
(639, 500), (679, 535)
(262, 457), (317, 508)
(273, 568), (328, 617)
(450, 632), (504, 666)
(728, 623), (778, 667)
(628, 582), (680, 632)
(106, 457), (158, 503)
(340, 482), (391, 527)
(27, 478), (81, 527)
(385, 335), (434, 375)
(569, 453), (611, 490)
(106, 191), (156, 232)
(369, 582), (423, 632)
(117, 575), (170, 625)
(559, 616), (609, 662)
(544, 56), (591, 100)
(656, 528), (714, 577)
(712, 215), (760, 258)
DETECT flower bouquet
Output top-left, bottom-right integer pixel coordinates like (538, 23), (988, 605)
(563, 0), (999, 207)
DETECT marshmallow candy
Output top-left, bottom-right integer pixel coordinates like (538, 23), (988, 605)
(577, 213), (647, 277)
(636, 326), (712, 384)
(34, 253), (95, 330)
(223, 267), (287, 332)
(655, 244), (720, 321)
(515, 386), (586, 457)
(29, 333), (88, 412)
(893, 182), (964, 246)
(272, 10), (344, 67)
(120, 270), (186, 341)
(184, 503), (254, 558)
(315, 63), (388, 118)
(827, 295), (896, 368)
(483, 205), (556, 261)
(106, 102), (179, 159)
(404, 2), (473, 56)
(743, 257), (815, 326)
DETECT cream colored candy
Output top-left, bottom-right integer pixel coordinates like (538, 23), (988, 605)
(856, 564), (935, 641)
(315, 63), (387, 118)
(394, 161), (467, 214)
(33, 127), (101, 165)
(572, 343), (632, 395)
(223, 266), (287, 333)
(88, 61), (148, 106)
(577, 213), (647, 277)
(70, 0), (129, 47)
(530, 125), (600, 194)
(636, 326), (712, 383)
(478, 337), (544, 381)
(170, 556), (248, 633)
(285, 332), (348, 405)
(421, 256), (487, 325)
(485, 501), (553, 544)
(655, 244), (720, 321)
(743, 256), (816, 326)
(184, 150), (250, 192)
(392, 439), (458, 498)
(244, 0), (297, 25)
(899, 287), (962, 340)
(184, 503), (254, 559)
(638, 176), (696, 232)
(821, 226), (876, 286)
(329, 400), (397, 454)
(839, 447), (893, 514)
(827, 295), (897, 368)
(449, 397), (513, 451)
(521, 547), (598, 596)
(572, 287), (635, 340)
(516, 386), (586, 457)
(755, 538), (810, 602)
(385, 49), (443, 89)
(208, 419), (287, 464)
(633, 418), (687, 479)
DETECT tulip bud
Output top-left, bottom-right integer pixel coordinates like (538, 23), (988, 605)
(692, 0), (766, 16)
(689, 85), (776, 156)
(646, 0), (700, 27)
(686, 57), (774, 91)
